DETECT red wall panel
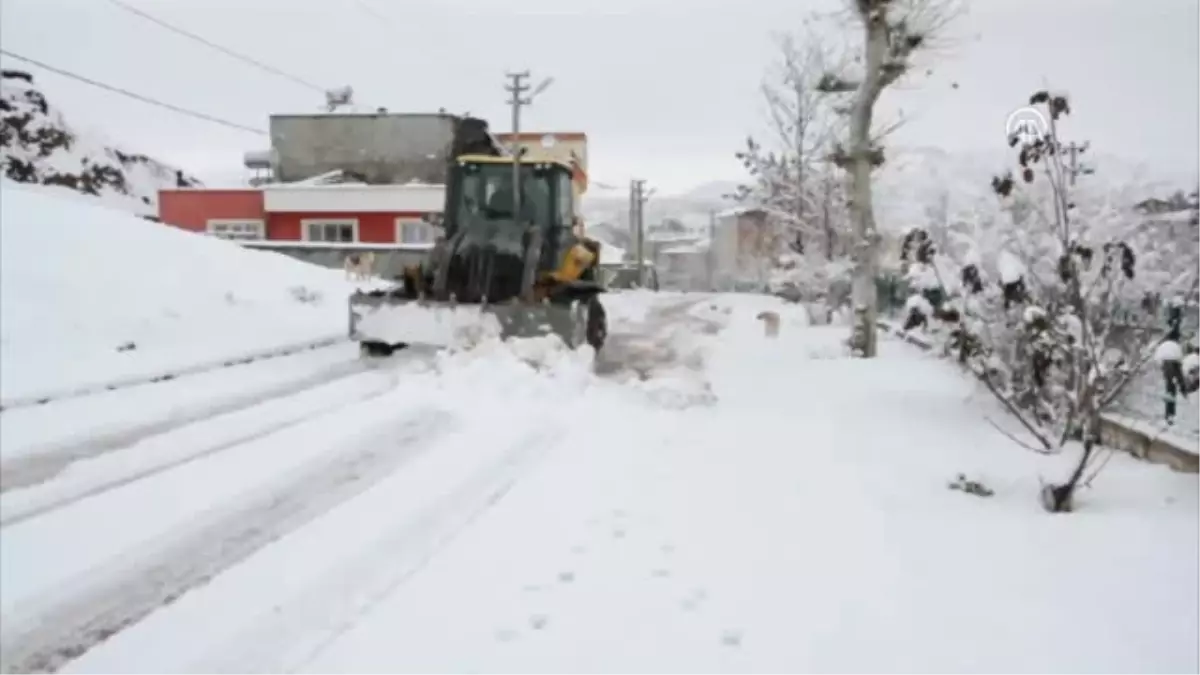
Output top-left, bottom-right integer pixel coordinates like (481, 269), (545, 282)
(267, 211), (428, 242)
(157, 190), (264, 232)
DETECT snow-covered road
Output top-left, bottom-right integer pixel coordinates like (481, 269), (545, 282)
(1, 292), (1195, 674)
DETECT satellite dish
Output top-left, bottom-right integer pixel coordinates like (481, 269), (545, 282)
(324, 86), (354, 112)
(540, 134), (557, 148)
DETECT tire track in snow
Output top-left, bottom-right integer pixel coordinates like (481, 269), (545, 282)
(191, 426), (559, 674)
(0, 406), (458, 674)
(0, 336), (345, 412)
(0, 364), (410, 529)
(0, 349), (388, 493)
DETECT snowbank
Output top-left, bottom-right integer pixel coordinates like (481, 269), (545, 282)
(0, 70), (199, 216)
(0, 182), (379, 402)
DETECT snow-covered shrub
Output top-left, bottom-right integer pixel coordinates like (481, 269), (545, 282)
(916, 90), (1199, 512)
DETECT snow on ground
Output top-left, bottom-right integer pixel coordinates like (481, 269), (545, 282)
(0, 182), (387, 403)
(1, 290), (1193, 673)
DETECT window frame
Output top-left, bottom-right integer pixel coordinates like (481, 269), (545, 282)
(300, 218), (359, 243)
(206, 218), (265, 241)
(396, 218), (434, 245)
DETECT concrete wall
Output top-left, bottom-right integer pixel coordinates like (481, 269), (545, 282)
(270, 113), (457, 185)
(248, 243), (429, 279)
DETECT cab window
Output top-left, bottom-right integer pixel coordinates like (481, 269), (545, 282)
(556, 170), (574, 228)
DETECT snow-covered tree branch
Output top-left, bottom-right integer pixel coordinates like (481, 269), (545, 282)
(732, 23), (848, 285)
(894, 90), (1200, 513)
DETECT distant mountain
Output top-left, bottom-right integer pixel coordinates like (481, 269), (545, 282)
(0, 69), (201, 216)
(580, 146), (1198, 250)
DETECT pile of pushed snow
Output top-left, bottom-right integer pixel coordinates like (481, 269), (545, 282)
(0, 70), (200, 217)
(0, 182), (375, 402)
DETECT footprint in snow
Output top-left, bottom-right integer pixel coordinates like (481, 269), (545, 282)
(558, 571), (576, 584)
(612, 528), (627, 539)
(570, 544), (588, 555)
(721, 629), (743, 648)
(529, 614), (550, 631)
(494, 628), (519, 642)
(680, 588), (708, 613)
(651, 568), (671, 579)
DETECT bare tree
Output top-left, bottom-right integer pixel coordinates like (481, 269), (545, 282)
(817, 0), (961, 357)
(733, 25), (842, 264)
(902, 91), (1200, 512)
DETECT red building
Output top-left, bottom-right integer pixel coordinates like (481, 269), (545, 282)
(158, 179), (443, 247)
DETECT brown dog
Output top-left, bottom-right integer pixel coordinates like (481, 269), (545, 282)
(756, 310), (781, 338)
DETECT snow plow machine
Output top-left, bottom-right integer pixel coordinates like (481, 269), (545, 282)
(349, 120), (608, 357)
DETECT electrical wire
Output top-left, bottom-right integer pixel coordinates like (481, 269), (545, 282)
(103, 0), (328, 95)
(0, 49), (268, 135)
(351, 0), (394, 25)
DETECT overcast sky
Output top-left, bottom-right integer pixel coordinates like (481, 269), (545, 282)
(1, 0), (1196, 194)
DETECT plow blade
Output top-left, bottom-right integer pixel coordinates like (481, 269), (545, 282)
(349, 292), (589, 353)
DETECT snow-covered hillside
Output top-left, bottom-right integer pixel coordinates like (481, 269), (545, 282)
(873, 145), (1198, 232)
(0, 70), (201, 217)
(0, 181), (378, 403)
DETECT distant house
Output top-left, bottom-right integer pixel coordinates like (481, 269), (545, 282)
(711, 206), (773, 290)
(154, 112), (591, 278)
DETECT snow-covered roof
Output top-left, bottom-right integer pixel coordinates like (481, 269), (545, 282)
(647, 231), (703, 244)
(285, 169), (368, 186)
(597, 240), (626, 262)
(1140, 210), (1197, 224)
(715, 205), (765, 218)
(661, 241), (710, 255)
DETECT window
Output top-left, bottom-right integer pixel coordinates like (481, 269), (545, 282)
(397, 219), (435, 244)
(302, 218), (357, 243)
(456, 162), (551, 225)
(207, 219), (264, 241)
(555, 171), (574, 228)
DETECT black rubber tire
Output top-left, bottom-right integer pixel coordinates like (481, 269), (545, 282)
(585, 296), (607, 351)
(360, 341), (399, 358)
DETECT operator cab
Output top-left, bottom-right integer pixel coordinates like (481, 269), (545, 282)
(447, 156), (577, 236)
(433, 156), (583, 304)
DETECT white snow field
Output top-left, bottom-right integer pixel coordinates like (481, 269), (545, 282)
(0, 275), (1195, 672)
(0, 181), (385, 406)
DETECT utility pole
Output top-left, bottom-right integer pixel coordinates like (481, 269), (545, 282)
(631, 179), (653, 287)
(628, 179), (638, 260)
(707, 209), (717, 291)
(1061, 140), (1094, 186)
(504, 71), (531, 220)
(503, 71), (555, 222)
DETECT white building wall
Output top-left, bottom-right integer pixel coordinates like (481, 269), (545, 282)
(710, 213), (742, 290)
(263, 184), (444, 213)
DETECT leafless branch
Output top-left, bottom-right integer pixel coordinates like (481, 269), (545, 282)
(986, 416), (1056, 455)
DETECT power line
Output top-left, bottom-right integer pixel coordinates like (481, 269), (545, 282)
(103, 0), (327, 95)
(0, 49), (267, 135)
(352, 0), (393, 25)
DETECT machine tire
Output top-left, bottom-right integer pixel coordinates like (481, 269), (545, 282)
(360, 341), (399, 358)
(585, 296), (607, 351)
